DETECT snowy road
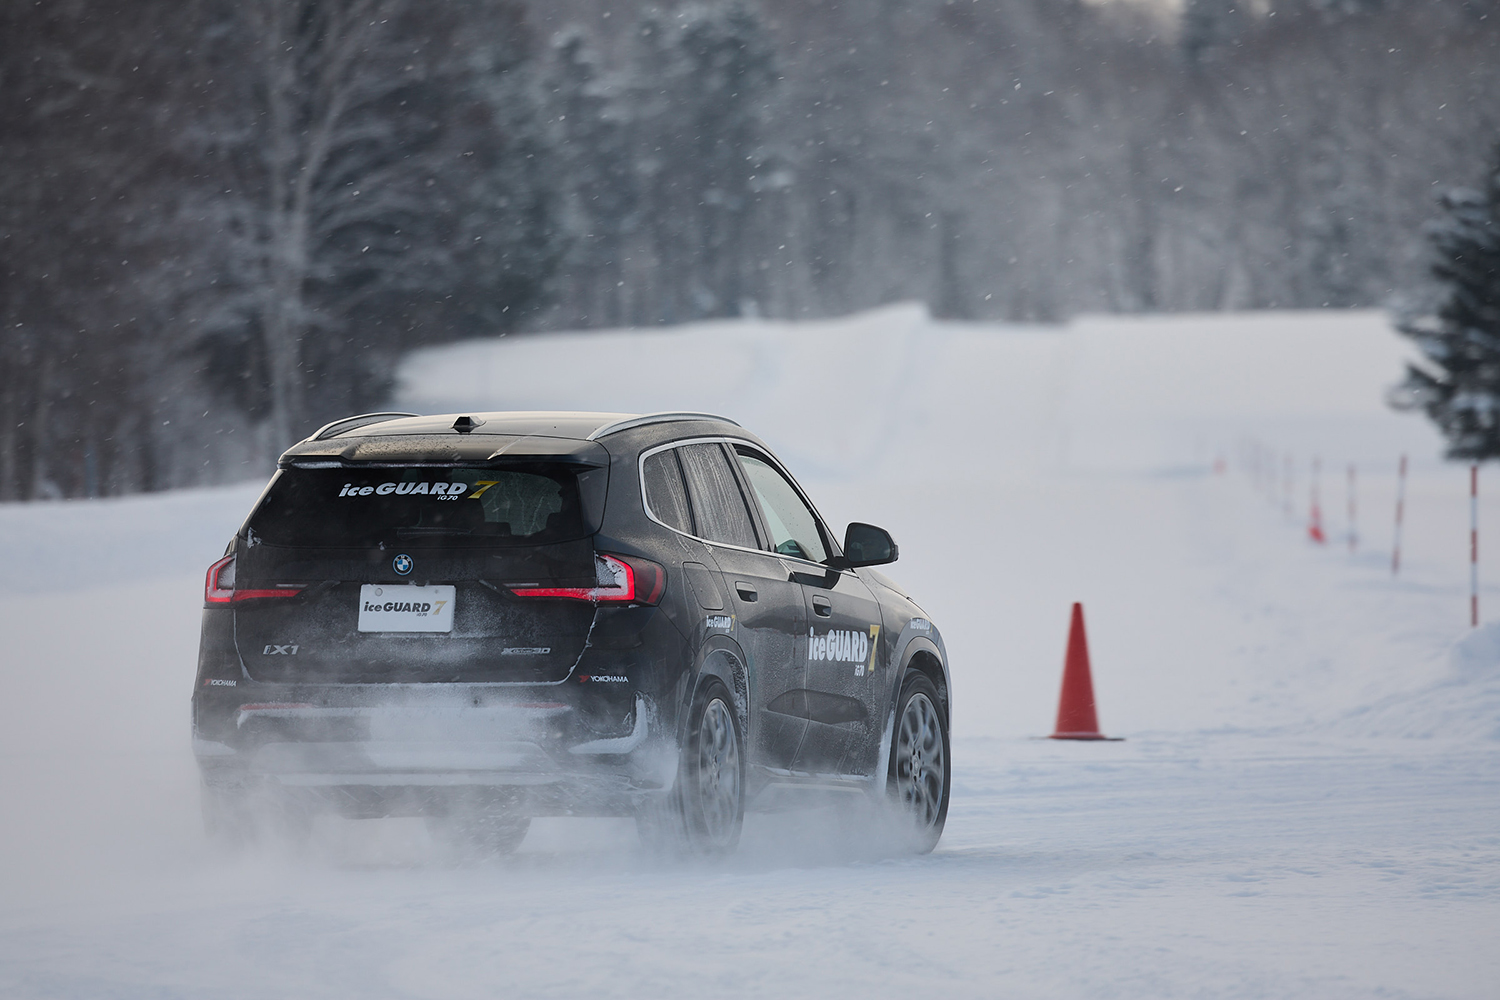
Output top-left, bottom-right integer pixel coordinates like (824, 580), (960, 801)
(2, 306), (1497, 997)
(3, 730), (1494, 998)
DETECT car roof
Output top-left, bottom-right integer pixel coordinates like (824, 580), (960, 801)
(315, 411), (640, 441)
(279, 410), (745, 466)
(312, 410), (742, 440)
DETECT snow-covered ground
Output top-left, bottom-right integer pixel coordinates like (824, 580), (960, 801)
(3, 305), (1496, 998)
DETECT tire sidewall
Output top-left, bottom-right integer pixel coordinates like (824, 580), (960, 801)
(887, 671), (950, 852)
(679, 678), (745, 854)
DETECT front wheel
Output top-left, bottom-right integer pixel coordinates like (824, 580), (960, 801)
(887, 671), (950, 853)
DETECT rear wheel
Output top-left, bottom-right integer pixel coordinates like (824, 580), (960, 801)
(637, 679), (744, 855)
(887, 671), (950, 853)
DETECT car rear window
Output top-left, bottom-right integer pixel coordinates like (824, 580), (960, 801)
(642, 450), (693, 534)
(246, 466), (592, 548)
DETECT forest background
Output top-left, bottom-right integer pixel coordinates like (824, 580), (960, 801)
(2, 0), (1497, 499)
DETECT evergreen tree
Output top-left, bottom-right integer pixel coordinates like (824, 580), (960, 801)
(633, 2), (779, 322)
(673, 2), (779, 319)
(545, 31), (639, 327)
(1394, 146), (1500, 458)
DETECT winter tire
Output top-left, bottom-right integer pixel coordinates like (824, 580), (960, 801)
(887, 671), (950, 853)
(637, 679), (744, 855)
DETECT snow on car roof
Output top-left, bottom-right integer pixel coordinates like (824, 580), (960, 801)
(307, 410), (743, 443)
(330, 411), (641, 440)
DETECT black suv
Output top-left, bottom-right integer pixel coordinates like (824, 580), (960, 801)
(192, 411), (951, 854)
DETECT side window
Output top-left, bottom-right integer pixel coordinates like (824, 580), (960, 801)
(642, 449), (693, 534)
(734, 447), (829, 564)
(677, 443), (759, 549)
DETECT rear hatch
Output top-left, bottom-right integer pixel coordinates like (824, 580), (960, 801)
(230, 459), (607, 684)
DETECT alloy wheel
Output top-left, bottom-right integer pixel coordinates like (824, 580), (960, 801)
(895, 691), (946, 829)
(695, 697), (742, 847)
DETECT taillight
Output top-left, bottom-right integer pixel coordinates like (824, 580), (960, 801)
(205, 555), (236, 604)
(620, 554), (668, 604)
(204, 554), (306, 605)
(510, 553), (666, 605)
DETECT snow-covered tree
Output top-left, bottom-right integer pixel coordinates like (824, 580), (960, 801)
(632, 2), (780, 322)
(193, 0), (556, 451)
(1393, 147), (1500, 458)
(545, 31), (639, 327)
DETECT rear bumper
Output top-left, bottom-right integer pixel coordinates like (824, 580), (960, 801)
(194, 694), (675, 817)
(238, 739), (567, 785)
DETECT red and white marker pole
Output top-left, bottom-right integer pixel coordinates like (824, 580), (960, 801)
(1470, 463), (1479, 628)
(1347, 464), (1358, 553)
(1308, 457), (1326, 544)
(1392, 454), (1408, 577)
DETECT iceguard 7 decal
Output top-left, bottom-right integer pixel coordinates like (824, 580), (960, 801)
(338, 481), (471, 498)
(809, 624), (881, 677)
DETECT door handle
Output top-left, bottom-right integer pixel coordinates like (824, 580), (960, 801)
(735, 581), (758, 602)
(812, 595), (833, 617)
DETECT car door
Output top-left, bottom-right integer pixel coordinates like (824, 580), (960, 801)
(731, 444), (886, 777)
(668, 442), (808, 772)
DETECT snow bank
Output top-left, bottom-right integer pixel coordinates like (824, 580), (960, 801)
(1342, 621), (1500, 741)
(398, 303), (1440, 479)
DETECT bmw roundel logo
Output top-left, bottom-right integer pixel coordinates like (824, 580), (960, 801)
(393, 553), (413, 576)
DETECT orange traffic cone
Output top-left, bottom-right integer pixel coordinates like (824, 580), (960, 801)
(1049, 603), (1121, 741)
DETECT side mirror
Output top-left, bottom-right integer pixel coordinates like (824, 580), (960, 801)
(839, 522), (898, 568)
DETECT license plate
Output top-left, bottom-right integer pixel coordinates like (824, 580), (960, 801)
(358, 584), (455, 633)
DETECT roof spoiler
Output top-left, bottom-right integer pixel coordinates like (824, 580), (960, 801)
(307, 412), (421, 442)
